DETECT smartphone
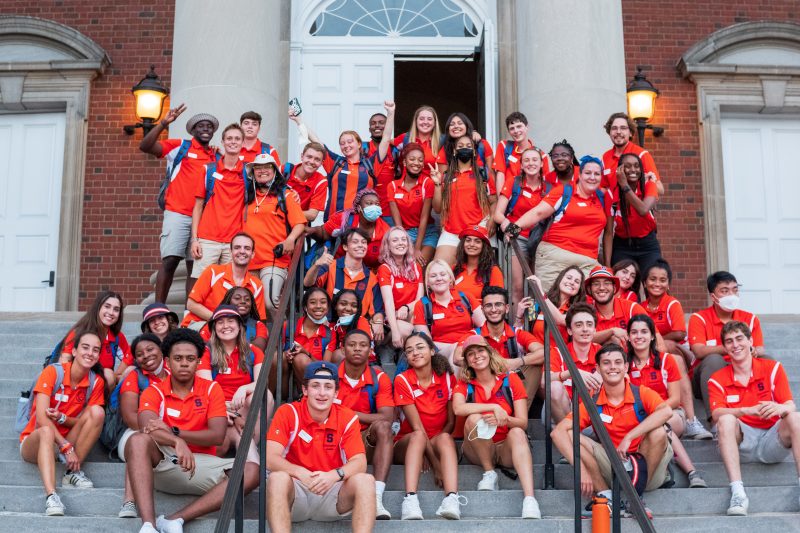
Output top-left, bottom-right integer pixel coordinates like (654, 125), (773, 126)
(289, 97), (302, 117)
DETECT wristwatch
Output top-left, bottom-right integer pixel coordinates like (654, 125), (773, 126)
(171, 426), (181, 437)
(335, 468), (345, 481)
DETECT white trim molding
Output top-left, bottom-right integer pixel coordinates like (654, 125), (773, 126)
(678, 21), (800, 273)
(0, 15), (110, 310)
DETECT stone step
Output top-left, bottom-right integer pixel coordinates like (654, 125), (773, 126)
(1, 485), (798, 518)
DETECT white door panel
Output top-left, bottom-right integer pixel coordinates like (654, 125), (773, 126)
(721, 117), (800, 314)
(0, 113), (65, 311)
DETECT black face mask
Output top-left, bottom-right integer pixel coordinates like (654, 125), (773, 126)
(455, 148), (474, 163)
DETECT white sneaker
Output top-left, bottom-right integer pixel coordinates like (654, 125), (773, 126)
(45, 493), (65, 516)
(376, 493), (391, 520)
(522, 496), (542, 519)
(436, 493), (468, 520)
(62, 470), (93, 488)
(119, 500), (138, 518)
(477, 470), (499, 491)
(156, 515), (184, 533)
(139, 523), (159, 533)
(727, 493), (749, 516)
(684, 417), (713, 440)
(401, 494), (423, 520)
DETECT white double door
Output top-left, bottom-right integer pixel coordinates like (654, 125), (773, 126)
(721, 117), (800, 314)
(0, 112), (66, 311)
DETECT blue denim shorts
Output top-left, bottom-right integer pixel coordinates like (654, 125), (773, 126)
(407, 224), (440, 248)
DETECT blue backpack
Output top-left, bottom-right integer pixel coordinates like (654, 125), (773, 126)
(593, 384), (647, 423)
(157, 139), (192, 210)
(43, 333), (120, 369)
(420, 291), (472, 332)
(527, 184), (606, 247)
(465, 374), (514, 409)
(363, 366), (381, 414)
(100, 369), (149, 454)
(16, 363), (97, 434)
(203, 154), (252, 206)
(211, 349), (257, 381)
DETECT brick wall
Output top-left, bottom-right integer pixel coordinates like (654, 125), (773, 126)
(619, 0), (798, 311)
(0, 1), (175, 309)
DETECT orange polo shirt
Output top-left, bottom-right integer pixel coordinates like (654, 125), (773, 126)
(119, 367), (169, 396)
(286, 165), (328, 212)
(471, 323), (538, 360)
(315, 258), (383, 318)
(499, 176), (548, 239)
(412, 290), (479, 344)
(335, 364), (394, 430)
(394, 369), (455, 439)
(709, 358), (792, 429)
(569, 382), (665, 453)
(363, 138), (396, 210)
(182, 263), (266, 325)
(394, 133), (437, 180)
(376, 263), (422, 309)
(292, 317), (333, 361)
(620, 289), (639, 302)
(531, 300), (570, 347)
(645, 295), (686, 338)
(196, 158), (246, 243)
(442, 168), (496, 235)
(198, 345), (265, 401)
(240, 139), (281, 166)
(550, 342), (602, 398)
(453, 265), (504, 303)
(387, 177), (434, 230)
(436, 139), (494, 169)
(329, 317), (377, 364)
(544, 166), (579, 187)
(627, 353), (681, 401)
(453, 372), (527, 443)
(244, 191), (306, 270)
(602, 142), (661, 201)
(159, 138), (217, 216)
(62, 329), (133, 370)
(139, 376), (227, 455)
(323, 212), (390, 270)
(595, 298), (648, 333)
(541, 184), (611, 258)
(612, 180), (658, 239)
(688, 306), (764, 361)
(493, 139), (550, 181)
(20, 362), (105, 441)
(267, 398), (365, 471)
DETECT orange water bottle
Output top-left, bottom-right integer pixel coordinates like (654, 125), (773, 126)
(592, 495), (611, 533)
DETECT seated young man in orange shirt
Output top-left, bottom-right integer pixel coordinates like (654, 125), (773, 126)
(182, 232), (266, 329)
(689, 271), (766, 421)
(126, 328), (260, 533)
(19, 331), (106, 517)
(551, 344), (673, 517)
(709, 321), (800, 517)
(335, 329), (395, 519)
(266, 361), (375, 532)
(585, 266), (648, 346)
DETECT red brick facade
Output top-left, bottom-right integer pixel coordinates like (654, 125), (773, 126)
(1, 1), (795, 311)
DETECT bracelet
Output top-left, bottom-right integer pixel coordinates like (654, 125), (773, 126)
(57, 413), (67, 425)
(621, 186), (632, 194)
(59, 441), (73, 454)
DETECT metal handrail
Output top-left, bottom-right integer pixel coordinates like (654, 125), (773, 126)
(214, 245), (303, 533)
(509, 239), (655, 533)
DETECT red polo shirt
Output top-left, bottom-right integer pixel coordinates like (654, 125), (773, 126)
(493, 139), (550, 181)
(394, 369), (455, 439)
(323, 212), (390, 270)
(499, 176), (548, 239)
(240, 139), (281, 166)
(550, 342), (602, 398)
(159, 138), (217, 216)
(286, 165), (328, 212)
(688, 306), (764, 360)
(363, 138), (396, 210)
(612, 180), (658, 239)
(182, 263), (266, 326)
(377, 263), (422, 309)
(412, 290), (479, 344)
(387, 177), (434, 229)
(453, 372), (527, 443)
(292, 317), (333, 361)
(453, 265), (504, 303)
(709, 358), (792, 429)
(335, 364), (394, 430)
(645, 294), (686, 338)
(541, 184), (611, 258)
(627, 353), (681, 401)
(196, 158), (246, 243)
(62, 329), (133, 370)
(595, 298), (648, 333)
(471, 323), (538, 360)
(442, 169), (496, 235)
(198, 344), (266, 401)
(601, 142), (661, 201)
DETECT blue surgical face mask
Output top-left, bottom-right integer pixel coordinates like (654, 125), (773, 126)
(337, 314), (355, 327)
(308, 314), (328, 325)
(362, 205), (382, 222)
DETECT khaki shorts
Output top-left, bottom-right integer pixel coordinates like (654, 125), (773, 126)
(160, 210), (193, 259)
(192, 239), (231, 279)
(153, 445), (234, 496)
(257, 266), (288, 313)
(738, 420), (791, 464)
(590, 439), (673, 492)
(534, 241), (599, 293)
(290, 479), (350, 522)
(117, 427), (137, 462)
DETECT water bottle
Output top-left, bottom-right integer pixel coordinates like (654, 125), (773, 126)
(591, 495), (611, 533)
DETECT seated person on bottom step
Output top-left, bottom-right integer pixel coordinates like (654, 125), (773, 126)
(551, 344), (673, 517)
(710, 321), (800, 517)
(266, 361), (375, 532)
(126, 328), (260, 533)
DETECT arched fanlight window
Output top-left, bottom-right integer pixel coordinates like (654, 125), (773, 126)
(309, 0), (478, 37)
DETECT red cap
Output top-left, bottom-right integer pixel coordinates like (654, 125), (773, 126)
(458, 225), (490, 245)
(585, 265), (620, 292)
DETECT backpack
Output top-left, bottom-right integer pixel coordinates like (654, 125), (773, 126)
(99, 369), (149, 455)
(43, 333), (120, 369)
(157, 139), (192, 210)
(506, 178), (553, 216)
(466, 374), (514, 409)
(420, 291), (472, 332)
(527, 184), (606, 249)
(473, 327), (522, 359)
(245, 318), (258, 343)
(363, 366), (380, 414)
(211, 349), (257, 381)
(203, 155), (252, 206)
(593, 384), (647, 423)
(15, 363), (97, 434)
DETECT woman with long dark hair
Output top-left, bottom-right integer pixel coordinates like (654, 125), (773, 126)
(452, 225), (503, 302)
(612, 258), (641, 302)
(436, 112), (493, 181)
(528, 265), (587, 345)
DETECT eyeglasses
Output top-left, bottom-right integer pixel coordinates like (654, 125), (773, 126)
(482, 302), (506, 310)
(550, 152), (572, 159)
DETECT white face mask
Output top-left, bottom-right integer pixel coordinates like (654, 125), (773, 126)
(154, 360), (164, 375)
(468, 418), (497, 441)
(718, 294), (740, 312)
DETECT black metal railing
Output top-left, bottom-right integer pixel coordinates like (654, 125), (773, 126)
(508, 239), (655, 533)
(215, 244), (303, 533)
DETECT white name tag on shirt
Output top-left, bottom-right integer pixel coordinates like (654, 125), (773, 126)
(212, 172), (223, 180)
(222, 281), (233, 290)
(54, 393), (69, 403)
(706, 339), (718, 346)
(577, 202), (587, 207)
(394, 193), (404, 199)
(522, 190), (533, 198)
(395, 282), (404, 288)
(603, 168), (610, 175)
(332, 398), (342, 405)
(413, 389), (424, 398)
(298, 430), (312, 443)
(220, 368), (232, 375)
(727, 395), (740, 403)
(340, 169), (350, 175)
(508, 155), (518, 163)
(455, 276), (464, 285)
(631, 370), (641, 378)
(167, 408), (182, 418)
(432, 313), (445, 320)
(564, 379), (573, 387)
(187, 152), (198, 159)
(600, 413), (613, 423)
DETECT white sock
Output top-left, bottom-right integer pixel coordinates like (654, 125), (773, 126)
(484, 470), (495, 475)
(598, 489), (613, 500)
(375, 481), (385, 497)
(730, 480), (745, 496)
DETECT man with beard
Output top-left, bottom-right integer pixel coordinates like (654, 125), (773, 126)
(181, 233), (266, 329)
(284, 142), (329, 223)
(455, 286), (542, 408)
(242, 153), (306, 315)
(585, 266), (647, 347)
(601, 112), (663, 200)
(140, 105), (218, 303)
(335, 329), (395, 519)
